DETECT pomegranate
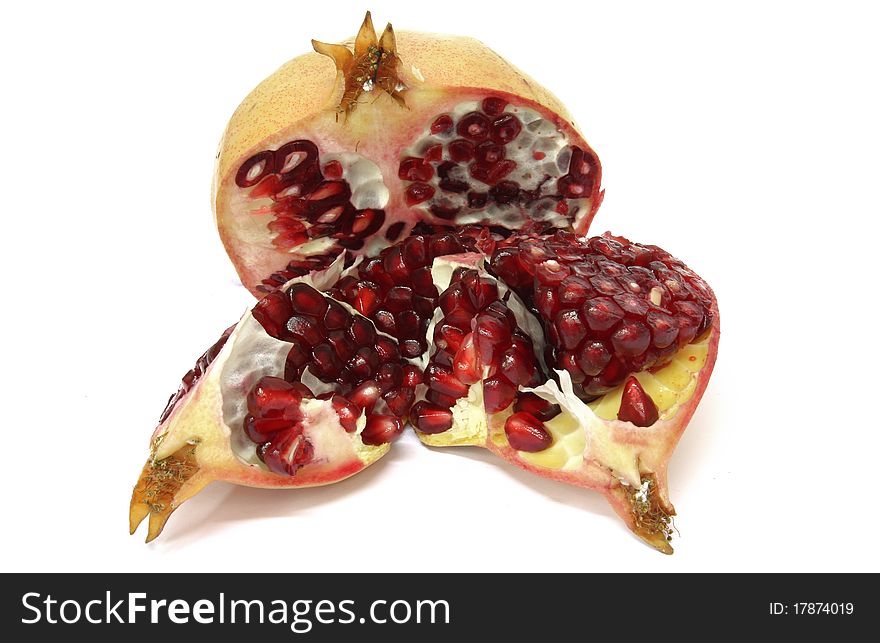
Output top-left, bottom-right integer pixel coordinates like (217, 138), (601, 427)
(130, 259), (409, 542)
(132, 14), (719, 553)
(213, 12), (602, 295)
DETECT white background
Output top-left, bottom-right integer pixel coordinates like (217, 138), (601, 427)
(1, 0), (878, 573)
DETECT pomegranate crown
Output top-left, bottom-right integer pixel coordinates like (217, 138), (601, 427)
(312, 11), (408, 116)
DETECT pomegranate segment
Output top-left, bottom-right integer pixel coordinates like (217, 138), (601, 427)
(490, 231), (715, 399)
(398, 99), (600, 234)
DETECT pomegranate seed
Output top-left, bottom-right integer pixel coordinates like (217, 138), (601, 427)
(533, 151), (546, 160)
(611, 320), (651, 357)
(353, 282), (381, 317)
(582, 297), (625, 333)
(426, 389), (458, 407)
(468, 191), (488, 208)
(504, 412), (552, 452)
(469, 159), (517, 185)
(385, 286), (414, 313)
(385, 221), (406, 242)
(405, 182), (435, 205)
(617, 377), (660, 427)
(474, 313), (510, 365)
(383, 387), (415, 417)
(245, 416), (293, 444)
(288, 283), (328, 316)
(323, 299), (352, 330)
(646, 310), (679, 349)
(448, 139), (476, 162)
(426, 363), (469, 399)
(327, 329), (356, 361)
(361, 415), (404, 446)
(286, 315), (322, 345)
(555, 309), (586, 350)
(435, 323), (466, 353)
(483, 376), (517, 413)
(489, 114), (522, 144)
(347, 346), (380, 381)
(259, 432), (314, 476)
(457, 112), (491, 141)
(402, 365), (423, 388)
(401, 235), (428, 269)
(411, 401), (454, 434)
(375, 335), (401, 362)
(558, 275), (593, 307)
(453, 334), (481, 385)
(514, 392), (561, 421)
(347, 316), (376, 346)
(430, 114), (453, 134)
(411, 266), (437, 297)
(400, 339), (424, 358)
(398, 157), (435, 182)
(576, 340), (612, 376)
(309, 343), (343, 381)
(423, 143), (443, 163)
(535, 260), (570, 286)
(475, 141), (505, 164)
(376, 363), (404, 392)
(382, 246), (409, 283)
(236, 151), (274, 188)
(481, 96), (508, 116)
(350, 379), (382, 413)
(499, 346), (536, 386)
(429, 233), (465, 257)
(332, 395), (360, 432)
(489, 180), (519, 204)
(252, 291), (293, 339)
(373, 310), (397, 334)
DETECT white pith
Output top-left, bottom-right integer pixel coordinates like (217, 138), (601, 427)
(400, 99), (592, 229)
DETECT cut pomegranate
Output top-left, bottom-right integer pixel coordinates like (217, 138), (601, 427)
(135, 13), (720, 556)
(214, 12), (602, 295)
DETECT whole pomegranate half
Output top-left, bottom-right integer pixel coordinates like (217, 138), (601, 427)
(213, 12), (602, 295)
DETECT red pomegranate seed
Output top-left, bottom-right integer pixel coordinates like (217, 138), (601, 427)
(258, 432), (314, 476)
(469, 159), (517, 185)
(288, 283), (328, 316)
(332, 395), (360, 432)
(252, 291), (293, 339)
(474, 313), (511, 365)
(286, 315), (322, 346)
(347, 316), (376, 346)
(617, 377), (660, 427)
(435, 323), (466, 353)
(514, 392), (561, 422)
(353, 282), (381, 317)
(400, 339), (424, 358)
(384, 286), (414, 313)
(426, 389), (458, 407)
(483, 376), (517, 413)
(375, 336), (401, 362)
(504, 412), (552, 452)
(481, 96), (508, 116)
(401, 235), (428, 269)
(376, 363), (404, 392)
(309, 343), (343, 381)
(327, 330), (356, 361)
(398, 157), (435, 182)
(475, 141), (505, 164)
(322, 299), (352, 330)
(382, 246), (409, 283)
(448, 139), (476, 162)
(430, 114), (453, 134)
(322, 160), (343, 179)
(558, 275), (593, 307)
(426, 363), (470, 399)
(361, 414), (404, 446)
(411, 401), (454, 434)
(383, 387), (415, 417)
(646, 310), (679, 349)
(247, 376), (303, 416)
(347, 346), (380, 382)
(453, 334), (481, 385)
(373, 310), (397, 335)
(582, 297), (625, 333)
(533, 151), (546, 160)
(489, 113), (522, 144)
(350, 379), (382, 413)
(405, 182), (435, 205)
(576, 340), (612, 376)
(402, 365), (423, 388)
(245, 416), (293, 444)
(555, 309), (587, 350)
(499, 346), (535, 387)
(611, 320), (651, 357)
(457, 112), (491, 141)
(285, 341), (309, 378)
(423, 144), (443, 163)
